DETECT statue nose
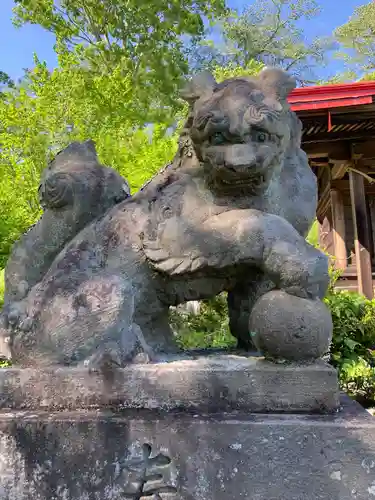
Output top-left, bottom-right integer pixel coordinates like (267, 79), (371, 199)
(225, 144), (256, 167)
(210, 111), (226, 123)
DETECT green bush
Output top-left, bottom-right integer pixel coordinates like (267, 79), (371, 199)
(170, 293), (234, 349)
(171, 270), (375, 405)
(324, 289), (375, 404)
(306, 220), (319, 247)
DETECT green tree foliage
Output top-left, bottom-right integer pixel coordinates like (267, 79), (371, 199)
(0, 270), (4, 309)
(0, 55), (265, 269)
(0, 52), (179, 268)
(0, 0), (230, 267)
(194, 0), (333, 84)
(13, 0), (227, 121)
(315, 70), (358, 85)
(334, 2), (375, 75)
(213, 60), (265, 82)
(360, 71), (375, 81)
(0, 71), (15, 93)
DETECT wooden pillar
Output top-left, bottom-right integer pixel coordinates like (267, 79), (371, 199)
(349, 170), (373, 298)
(368, 197), (375, 261)
(330, 189), (347, 270)
(319, 214), (334, 256)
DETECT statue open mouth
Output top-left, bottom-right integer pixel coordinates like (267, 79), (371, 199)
(219, 171), (266, 187)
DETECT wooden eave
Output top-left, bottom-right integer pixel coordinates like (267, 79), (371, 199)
(288, 82), (375, 298)
(288, 81), (375, 110)
(287, 81), (375, 173)
(288, 81), (375, 145)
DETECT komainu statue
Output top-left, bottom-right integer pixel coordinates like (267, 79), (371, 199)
(0, 68), (333, 368)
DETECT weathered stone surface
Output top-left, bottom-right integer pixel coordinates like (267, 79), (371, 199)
(250, 290), (333, 360)
(0, 353), (339, 412)
(3, 140), (130, 309)
(1, 67), (332, 367)
(0, 140), (131, 366)
(0, 396), (373, 499)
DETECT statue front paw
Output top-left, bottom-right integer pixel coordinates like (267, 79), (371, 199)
(1, 299), (40, 356)
(81, 340), (155, 373)
(0, 317), (12, 361)
(82, 348), (123, 374)
(3, 301), (28, 329)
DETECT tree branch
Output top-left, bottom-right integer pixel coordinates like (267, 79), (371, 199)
(54, 5), (95, 46)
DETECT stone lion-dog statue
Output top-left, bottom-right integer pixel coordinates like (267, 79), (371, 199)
(0, 67), (332, 368)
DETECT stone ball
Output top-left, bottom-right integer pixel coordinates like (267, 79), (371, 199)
(249, 290), (333, 361)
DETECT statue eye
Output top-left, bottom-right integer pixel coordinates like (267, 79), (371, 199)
(210, 132), (226, 146)
(252, 130), (269, 142)
(255, 131), (268, 142)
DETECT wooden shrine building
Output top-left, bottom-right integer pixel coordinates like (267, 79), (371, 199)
(288, 81), (375, 299)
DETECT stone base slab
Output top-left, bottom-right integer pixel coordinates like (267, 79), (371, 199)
(0, 353), (339, 413)
(0, 396), (374, 499)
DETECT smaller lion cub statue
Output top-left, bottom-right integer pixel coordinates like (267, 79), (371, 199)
(0, 68), (332, 369)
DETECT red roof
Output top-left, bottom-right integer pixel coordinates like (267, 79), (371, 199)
(288, 81), (375, 112)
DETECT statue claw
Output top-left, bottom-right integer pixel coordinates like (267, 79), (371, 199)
(6, 309), (21, 327)
(132, 351), (153, 364)
(2, 301), (30, 330)
(83, 348), (123, 373)
(0, 331), (12, 362)
(18, 317), (34, 332)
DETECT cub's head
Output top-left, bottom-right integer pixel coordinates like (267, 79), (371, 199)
(39, 140), (130, 213)
(181, 68), (302, 193)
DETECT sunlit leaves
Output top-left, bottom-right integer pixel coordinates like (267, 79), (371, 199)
(334, 2), (375, 74)
(199, 0), (333, 85)
(213, 60), (265, 82)
(13, 0), (228, 116)
(0, 52), (177, 268)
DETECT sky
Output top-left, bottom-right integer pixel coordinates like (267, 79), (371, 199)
(0, 0), (369, 82)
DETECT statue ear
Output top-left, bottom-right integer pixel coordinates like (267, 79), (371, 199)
(258, 67), (296, 103)
(180, 71), (217, 103)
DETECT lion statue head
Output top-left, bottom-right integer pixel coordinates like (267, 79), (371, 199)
(39, 140), (130, 213)
(180, 68), (303, 195)
(3, 140), (130, 307)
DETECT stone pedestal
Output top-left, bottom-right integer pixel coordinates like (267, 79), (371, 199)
(0, 397), (374, 499)
(0, 354), (373, 500)
(0, 353), (339, 413)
